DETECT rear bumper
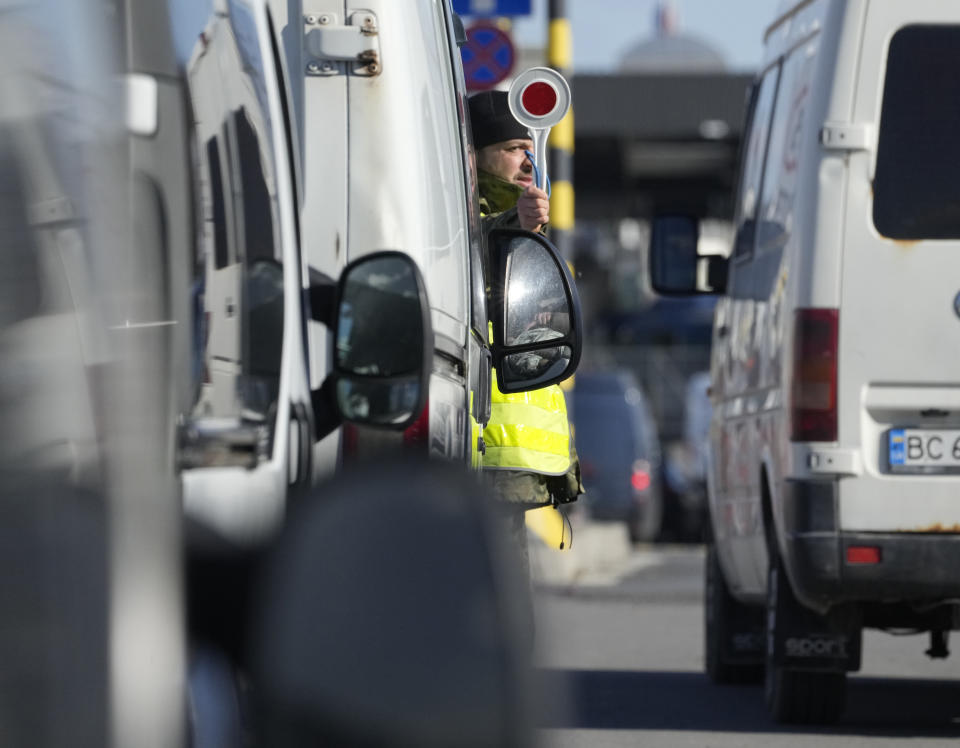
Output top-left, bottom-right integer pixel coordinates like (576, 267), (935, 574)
(782, 480), (960, 609)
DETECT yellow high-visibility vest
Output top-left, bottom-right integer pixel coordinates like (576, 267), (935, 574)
(483, 373), (571, 475)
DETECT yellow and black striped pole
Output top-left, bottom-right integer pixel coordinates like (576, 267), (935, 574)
(547, 0), (574, 261)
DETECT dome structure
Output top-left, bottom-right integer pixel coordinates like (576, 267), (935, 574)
(617, 1), (727, 73)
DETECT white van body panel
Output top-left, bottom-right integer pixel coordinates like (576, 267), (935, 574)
(277, 0), (480, 474)
(711, 0), (960, 604)
(346, 0), (473, 463)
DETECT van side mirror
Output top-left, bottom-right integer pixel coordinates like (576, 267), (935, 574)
(311, 252), (432, 438)
(488, 228), (582, 393)
(649, 215), (727, 295)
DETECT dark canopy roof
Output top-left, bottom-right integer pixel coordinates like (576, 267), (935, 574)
(571, 73), (753, 220)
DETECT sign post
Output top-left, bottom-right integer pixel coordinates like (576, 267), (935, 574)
(507, 67), (571, 191)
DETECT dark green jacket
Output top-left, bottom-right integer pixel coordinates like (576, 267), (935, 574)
(478, 169), (532, 234)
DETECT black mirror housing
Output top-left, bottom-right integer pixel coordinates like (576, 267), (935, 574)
(649, 215), (727, 295)
(488, 228), (582, 393)
(313, 252), (432, 439)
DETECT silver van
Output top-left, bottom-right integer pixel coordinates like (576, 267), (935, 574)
(271, 0), (505, 471)
(133, 0), (582, 548)
(651, 0), (960, 724)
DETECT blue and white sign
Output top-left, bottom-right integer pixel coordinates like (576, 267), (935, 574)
(451, 0), (532, 17)
(461, 23), (515, 91)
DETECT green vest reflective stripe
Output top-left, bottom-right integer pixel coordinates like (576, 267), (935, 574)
(483, 373), (571, 475)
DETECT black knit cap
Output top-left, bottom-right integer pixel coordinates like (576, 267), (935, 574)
(468, 90), (530, 150)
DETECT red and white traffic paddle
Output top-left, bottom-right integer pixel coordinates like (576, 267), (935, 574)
(507, 67), (571, 191)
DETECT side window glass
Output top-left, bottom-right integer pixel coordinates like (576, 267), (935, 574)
(731, 66), (780, 262)
(756, 41), (817, 255)
(233, 107), (277, 263)
(206, 138), (230, 270)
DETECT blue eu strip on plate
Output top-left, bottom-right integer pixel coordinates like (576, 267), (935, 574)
(889, 428), (905, 465)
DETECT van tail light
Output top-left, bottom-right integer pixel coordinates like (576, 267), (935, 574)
(631, 460), (651, 492)
(847, 545), (881, 565)
(791, 308), (838, 442)
(403, 401), (430, 451)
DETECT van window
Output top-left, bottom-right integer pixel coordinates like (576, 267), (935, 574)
(732, 65), (780, 261)
(874, 25), (960, 239)
(756, 41), (816, 254)
(233, 107), (277, 262)
(206, 138), (230, 270)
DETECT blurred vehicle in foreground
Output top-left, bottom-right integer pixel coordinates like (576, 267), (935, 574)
(249, 460), (539, 748)
(570, 370), (663, 542)
(0, 1), (185, 745)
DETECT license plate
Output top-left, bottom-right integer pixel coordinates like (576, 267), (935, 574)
(888, 428), (960, 471)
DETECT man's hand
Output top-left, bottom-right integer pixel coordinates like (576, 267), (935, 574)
(517, 185), (550, 233)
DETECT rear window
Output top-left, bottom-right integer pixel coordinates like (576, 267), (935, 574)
(874, 25), (960, 239)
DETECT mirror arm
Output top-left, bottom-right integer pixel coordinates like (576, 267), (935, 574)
(308, 267), (337, 326)
(310, 377), (342, 442)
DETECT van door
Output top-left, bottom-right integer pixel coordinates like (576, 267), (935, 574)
(840, 6), (960, 531)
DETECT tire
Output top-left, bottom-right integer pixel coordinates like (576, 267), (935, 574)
(704, 542), (764, 683)
(764, 558), (846, 724)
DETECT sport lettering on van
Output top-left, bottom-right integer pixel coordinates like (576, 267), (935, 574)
(784, 635), (848, 660)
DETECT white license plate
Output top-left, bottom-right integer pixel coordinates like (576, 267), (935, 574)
(889, 428), (960, 470)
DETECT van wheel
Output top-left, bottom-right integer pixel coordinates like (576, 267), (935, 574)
(764, 559), (846, 724)
(704, 542), (764, 683)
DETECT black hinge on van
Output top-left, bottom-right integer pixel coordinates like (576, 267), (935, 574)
(304, 11), (381, 77)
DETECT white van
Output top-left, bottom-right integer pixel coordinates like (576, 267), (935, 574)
(134, 0), (581, 549)
(650, 0), (960, 724)
(268, 0), (501, 472)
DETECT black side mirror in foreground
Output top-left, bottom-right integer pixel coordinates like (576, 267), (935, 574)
(310, 252), (432, 437)
(487, 228), (582, 393)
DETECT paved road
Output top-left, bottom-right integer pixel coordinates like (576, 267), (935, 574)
(528, 540), (960, 748)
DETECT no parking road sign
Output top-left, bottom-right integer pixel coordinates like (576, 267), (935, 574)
(461, 22), (515, 91)
(507, 67), (571, 191)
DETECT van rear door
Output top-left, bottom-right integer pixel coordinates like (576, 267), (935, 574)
(839, 5), (960, 531)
